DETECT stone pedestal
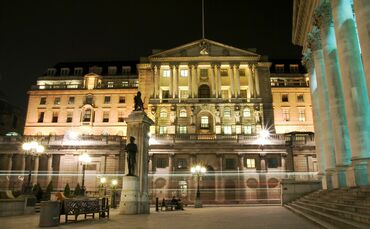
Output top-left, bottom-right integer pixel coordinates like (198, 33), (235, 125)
(119, 110), (154, 215)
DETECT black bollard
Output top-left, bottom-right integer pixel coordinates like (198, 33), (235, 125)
(155, 197), (159, 212)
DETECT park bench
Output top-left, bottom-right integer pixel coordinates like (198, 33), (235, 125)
(60, 197), (109, 223)
(160, 198), (184, 211)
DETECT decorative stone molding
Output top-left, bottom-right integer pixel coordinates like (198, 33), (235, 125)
(313, 2), (333, 28)
(302, 49), (314, 70)
(307, 26), (322, 51)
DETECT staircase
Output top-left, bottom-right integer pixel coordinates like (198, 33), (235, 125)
(285, 187), (370, 229)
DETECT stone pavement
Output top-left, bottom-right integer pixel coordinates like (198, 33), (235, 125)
(1, 206), (319, 229)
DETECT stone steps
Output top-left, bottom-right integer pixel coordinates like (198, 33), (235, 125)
(300, 198), (370, 215)
(285, 204), (335, 229)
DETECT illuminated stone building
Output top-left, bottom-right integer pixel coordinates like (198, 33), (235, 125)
(293, 0), (370, 189)
(0, 40), (317, 204)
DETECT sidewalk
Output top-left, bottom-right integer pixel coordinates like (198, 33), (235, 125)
(2, 206), (319, 229)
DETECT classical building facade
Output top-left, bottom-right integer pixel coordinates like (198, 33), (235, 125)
(293, 0), (370, 189)
(0, 39), (317, 204)
(270, 60), (314, 133)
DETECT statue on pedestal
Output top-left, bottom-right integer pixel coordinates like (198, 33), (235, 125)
(134, 92), (144, 111)
(126, 136), (137, 176)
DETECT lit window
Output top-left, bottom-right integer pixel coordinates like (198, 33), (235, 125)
(159, 126), (167, 134)
(246, 158), (255, 168)
(299, 110), (306, 122)
(243, 125), (252, 135)
(40, 97), (47, 105)
(160, 109), (167, 118)
(221, 90), (229, 99)
(180, 90), (189, 99)
(282, 94), (289, 102)
(179, 126), (187, 134)
(52, 112), (59, 123)
(103, 111), (109, 122)
(83, 109), (92, 122)
(38, 112), (45, 123)
(297, 94), (304, 102)
(200, 69), (208, 78)
(68, 97), (75, 105)
(180, 69), (188, 77)
(54, 97), (61, 105)
(283, 109), (290, 121)
(224, 107), (231, 118)
(107, 82), (114, 88)
(121, 81), (129, 87)
(119, 96), (125, 103)
(224, 125), (232, 134)
(179, 109), (187, 117)
(220, 68), (228, 77)
(243, 108), (251, 117)
(104, 96), (111, 104)
(118, 111), (124, 122)
(200, 116), (209, 129)
(162, 69), (170, 77)
(66, 112), (73, 123)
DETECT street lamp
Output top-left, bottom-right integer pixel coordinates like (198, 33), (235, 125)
(99, 176), (107, 197)
(191, 165), (206, 208)
(111, 179), (118, 208)
(22, 141), (45, 194)
(78, 153), (91, 196)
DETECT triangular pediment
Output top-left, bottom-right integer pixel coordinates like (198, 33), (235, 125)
(149, 39), (260, 59)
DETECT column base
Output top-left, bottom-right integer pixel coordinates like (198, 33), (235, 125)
(333, 165), (350, 188)
(119, 176), (139, 215)
(352, 159), (370, 186)
(325, 169), (335, 190)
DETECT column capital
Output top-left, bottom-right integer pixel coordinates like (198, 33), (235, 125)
(307, 26), (322, 51)
(313, 2), (333, 28)
(302, 49), (314, 70)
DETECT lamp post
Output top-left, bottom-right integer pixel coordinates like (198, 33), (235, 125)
(22, 141), (45, 194)
(78, 153), (91, 196)
(99, 176), (107, 197)
(191, 165), (206, 208)
(111, 179), (118, 208)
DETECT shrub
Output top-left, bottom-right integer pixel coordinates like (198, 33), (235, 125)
(63, 183), (71, 198)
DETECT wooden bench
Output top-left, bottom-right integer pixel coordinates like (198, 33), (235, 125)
(160, 199), (184, 211)
(60, 198), (109, 223)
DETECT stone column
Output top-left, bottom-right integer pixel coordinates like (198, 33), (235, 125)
(3, 154), (13, 189)
(188, 65), (193, 98)
(249, 65), (256, 97)
(260, 154), (266, 172)
(120, 111), (154, 214)
(210, 65), (216, 97)
(193, 65), (199, 97)
(314, 3), (352, 187)
(302, 49), (329, 188)
(229, 64), (235, 98)
(331, 0), (370, 186)
(32, 156), (39, 185)
(46, 155), (53, 185)
(215, 154), (224, 203)
(354, 0), (370, 99)
(234, 65), (241, 97)
(281, 154), (287, 171)
(154, 65), (160, 98)
(216, 64), (222, 98)
(168, 153), (174, 197)
(148, 154), (153, 173)
(169, 65), (174, 98)
(173, 65), (179, 99)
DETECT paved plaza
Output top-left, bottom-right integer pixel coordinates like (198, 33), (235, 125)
(1, 206), (318, 229)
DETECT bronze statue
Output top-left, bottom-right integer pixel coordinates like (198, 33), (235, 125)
(134, 91), (144, 111)
(126, 136), (137, 176)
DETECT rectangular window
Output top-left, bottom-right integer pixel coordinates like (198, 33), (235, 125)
(60, 68), (70, 76)
(282, 94), (289, 102)
(107, 82), (114, 88)
(267, 157), (279, 168)
(122, 66), (131, 75)
(118, 111), (124, 122)
(299, 110), (306, 122)
(240, 89), (248, 98)
(162, 90), (170, 102)
(52, 112), (58, 123)
(200, 116), (209, 129)
(179, 126), (187, 134)
(200, 69), (208, 78)
(159, 126), (167, 134)
(85, 95), (93, 105)
(180, 69), (188, 77)
(104, 96), (111, 104)
(68, 96), (75, 105)
(66, 111), (73, 123)
(47, 68), (56, 76)
(283, 109), (290, 121)
(54, 97), (61, 105)
(180, 90), (189, 99)
(224, 125), (232, 135)
(243, 125), (252, 135)
(103, 111), (109, 122)
(83, 109), (92, 122)
(122, 81), (129, 87)
(297, 94), (304, 102)
(221, 90), (229, 99)
(176, 158), (188, 169)
(275, 64), (284, 73)
(225, 158), (236, 170)
(74, 67), (83, 76)
(108, 66), (117, 75)
(246, 158), (256, 168)
(156, 158), (168, 168)
(40, 97), (47, 105)
(220, 69), (228, 77)
(119, 96), (125, 103)
(290, 64), (299, 73)
(162, 69), (170, 77)
(38, 112), (45, 123)
(239, 69), (246, 76)
(243, 108), (251, 117)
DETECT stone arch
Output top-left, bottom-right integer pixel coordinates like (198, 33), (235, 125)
(196, 110), (214, 134)
(198, 84), (210, 98)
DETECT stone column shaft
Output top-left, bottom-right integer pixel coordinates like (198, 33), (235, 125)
(254, 67), (260, 97)
(210, 65), (216, 97)
(32, 156), (39, 185)
(169, 66), (173, 98)
(354, 0), (370, 100)
(216, 65), (222, 98)
(229, 65), (235, 97)
(193, 66), (199, 97)
(154, 66), (159, 98)
(248, 65), (256, 97)
(188, 65), (193, 98)
(234, 65), (240, 97)
(46, 155), (53, 185)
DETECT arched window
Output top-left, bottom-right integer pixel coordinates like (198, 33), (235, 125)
(243, 107), (251, 117)
(83, 109), (92, 122)
(160, 109), (168, 118)
(224, 107), (231, 118)
(198, 84), (210, 98)
(179, 109), (187, 117)
(200, 116), (209, 129)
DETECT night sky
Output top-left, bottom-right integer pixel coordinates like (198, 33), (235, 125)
(0, 0), (302, 109)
